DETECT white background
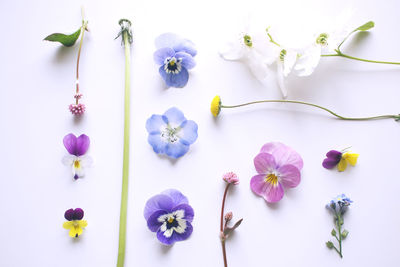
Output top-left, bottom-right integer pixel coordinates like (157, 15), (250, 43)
(1, 0), (400, 266)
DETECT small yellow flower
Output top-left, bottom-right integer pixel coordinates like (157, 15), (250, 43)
(211, 95), (221, 117)
(337, 152), (359, 172)
(63, 220), (88, 238)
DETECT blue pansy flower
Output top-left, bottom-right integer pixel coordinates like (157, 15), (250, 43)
(154, 33), (197, 88)
(144, 189), (194, 245)
(146, 107), (198, 159)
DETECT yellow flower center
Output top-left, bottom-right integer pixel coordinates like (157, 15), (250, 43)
(265, 173), (278, 186)
(74, 160), (81, 169)
(167, 216), (174, 223)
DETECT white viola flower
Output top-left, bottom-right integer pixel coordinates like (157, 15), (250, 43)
(62, 133), (93, 180)
(276, 47), (298, 98)
(219, 18), (275, 83)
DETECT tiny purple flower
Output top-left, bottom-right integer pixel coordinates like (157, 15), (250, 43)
(146, 107), (198, 159)
(250, 142), (303, 203)
(144, 189), (194, 245)
(62, 133), (93, 179)
(154, 33), (197, 88)
(326, 194), (353, 216)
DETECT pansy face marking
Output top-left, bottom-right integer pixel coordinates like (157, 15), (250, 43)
(158, 210), (187, 238)
(164, 57), (183, 74)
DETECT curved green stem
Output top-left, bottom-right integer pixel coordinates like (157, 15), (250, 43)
(321, 52), (400, 65)
(117, 29), (131, 267)
(75, 8), (87, 104)
(221, 100), (400, 121)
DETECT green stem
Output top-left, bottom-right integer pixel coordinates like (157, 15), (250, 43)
(221, 100), (400, 121)
(321, 51), (400, 65)
(336, 215), (343, 258)
(75, 9), (87, 104)
(117, 30), (131, 267)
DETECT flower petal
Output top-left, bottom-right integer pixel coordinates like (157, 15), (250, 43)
(283, 49), (297, 76)
(245, 50), (270, 82)
(219, 41), (245, 60)
(165, 141), (190, 159)
(79, 155), (93, 168)
(64, 209), (74, 221)
(260, 142), (303, 170)
(322, 157), (340, 169)
(62, 154), (75, 166)
(276, 61), (288, 98)
(175, 52), (196, 69)
(326, 150), (342, 159)
(63, 221), (74, 229)
(63, 134), (77, 155)
(294, 45), (321, 77)
(144, 194), (174, 221)
(147, 210), (168, 232)
(73, 208), (84, 220)
(254, 153), (277, 174)
(155, 33), (182, 49)
(75, 134), (90, 156)
(179, 120), (198, 145)
(250, 174), (284, 203)
(156, 221), (193, 245)
(173, 41), (197, 57)
(343, 152), (359, 166)
(148, 133), (167, 154)
(154, 47), (175, 65)
(337, 158), (348, 172)
(146, 114), (166, 134)
(161, 189), (189, 206)
(159, 66), (189, 88)
(163, 107), (187, 126)
(172, 204), (194, 223)
(277, 164), (301, 188)
(69, 225), (83, 238)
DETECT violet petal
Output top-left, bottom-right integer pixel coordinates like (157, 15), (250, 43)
(156, 221), (193, 245)
(143, 194), (174, 221)
(63, 134), (77, 156)
(75, 134), (90, 156)
(64, 208), (74, 221)
(73, 208), (84, 220)
(147, 210), (168, 232)
(161, 189), (189, 207)
(172, 204), (194, 223)
(254, 153), (276, 174)
(260, 142), (303, 170)
(277, 164), (301, 188)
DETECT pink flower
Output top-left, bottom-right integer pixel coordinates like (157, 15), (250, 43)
(250, 142), (303, 203)
(69, 103), (86, 115)
(223, 172), (239, 185)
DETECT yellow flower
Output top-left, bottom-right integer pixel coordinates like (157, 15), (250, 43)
(211, 95), (221, 117)
(63, 220), (88, 238)
(337, 152), (359, 172)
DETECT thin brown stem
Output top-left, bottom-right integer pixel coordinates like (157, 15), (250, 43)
(220, 184), (230, 231)
(221, 240), (228, 267)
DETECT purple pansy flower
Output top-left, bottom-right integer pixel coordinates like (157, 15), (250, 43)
(154, 33), (197, 88)
(146, 107), (198, 159)
(144, 189), (194, 245)
(250, 142), (303, 203)
(322, 150), (342, 169)
(62, 133), (93, 179)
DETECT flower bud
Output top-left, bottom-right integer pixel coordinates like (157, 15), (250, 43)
(225, 212), (233, 222)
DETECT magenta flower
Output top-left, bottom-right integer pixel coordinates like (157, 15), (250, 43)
(62, 133), (92, 179)
(223, 172), (240, 185)
(250, 142), (303, 203)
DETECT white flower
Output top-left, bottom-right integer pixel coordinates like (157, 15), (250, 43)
(219, 17), (275, 84)
(275, 47), (298, 98)
(62, 154), (93, 180)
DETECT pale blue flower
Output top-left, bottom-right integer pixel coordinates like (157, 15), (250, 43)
(146, 107), (198, 159)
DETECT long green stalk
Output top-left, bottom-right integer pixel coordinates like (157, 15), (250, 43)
(117, 20), (132, 267)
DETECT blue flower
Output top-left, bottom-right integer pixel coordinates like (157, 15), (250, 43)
(144, 189), (194, 245)
(146, 107), (198, 159)
(326, 194), (353, 216)
(154, 33), (196, 88)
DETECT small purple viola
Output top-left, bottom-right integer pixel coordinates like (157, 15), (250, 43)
(250, 142), (303, 203)
(154, 33), (197, 88)
(144, 189), (194, 245)
(63, 208), (88, 238)
(62, 133), (93, 179)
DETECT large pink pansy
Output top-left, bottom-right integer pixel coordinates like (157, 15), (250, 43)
(251, 143), (302, 203)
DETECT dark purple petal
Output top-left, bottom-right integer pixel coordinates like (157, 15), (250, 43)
(172, 204), (194, 223)
(143, 194), (174, 221)
(322, 150), (342, 169)
(161, 189), (189, 206)
(63, 134), (77, 155)
(64, 208), (74, 221)
(73, 208), (84, 220)
(156, 222), (193, 245)
(75, 134), (90, 156)
(147, 210), (168, 232)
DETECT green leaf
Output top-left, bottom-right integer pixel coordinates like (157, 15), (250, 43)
(355, 21), (375, 32)
(331, 229), (337, 237)
(326, 241), (334, 249)
(44, 28), (81, 47)
(341, 230), (349, 239)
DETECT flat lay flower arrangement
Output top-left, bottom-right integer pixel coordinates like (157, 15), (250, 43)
(40, 6), (400, 267)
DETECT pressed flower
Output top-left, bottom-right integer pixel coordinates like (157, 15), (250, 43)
(322, 149), (359, 172)
(144, 189), (194, 245)
(210, 95), (221, 117)
(154, 33), (196, 88)
(146, 107), (198, 159)
(219, 172), (242, 267)
(325, 194), (352, 258)
(219, 17), (275, 84)
(250, 142), (303, 203)
(63, 208), (88, 238)
(62, 133), (92, 179)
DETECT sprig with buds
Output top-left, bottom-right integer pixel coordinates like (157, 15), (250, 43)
(220, 172), (243, 267)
